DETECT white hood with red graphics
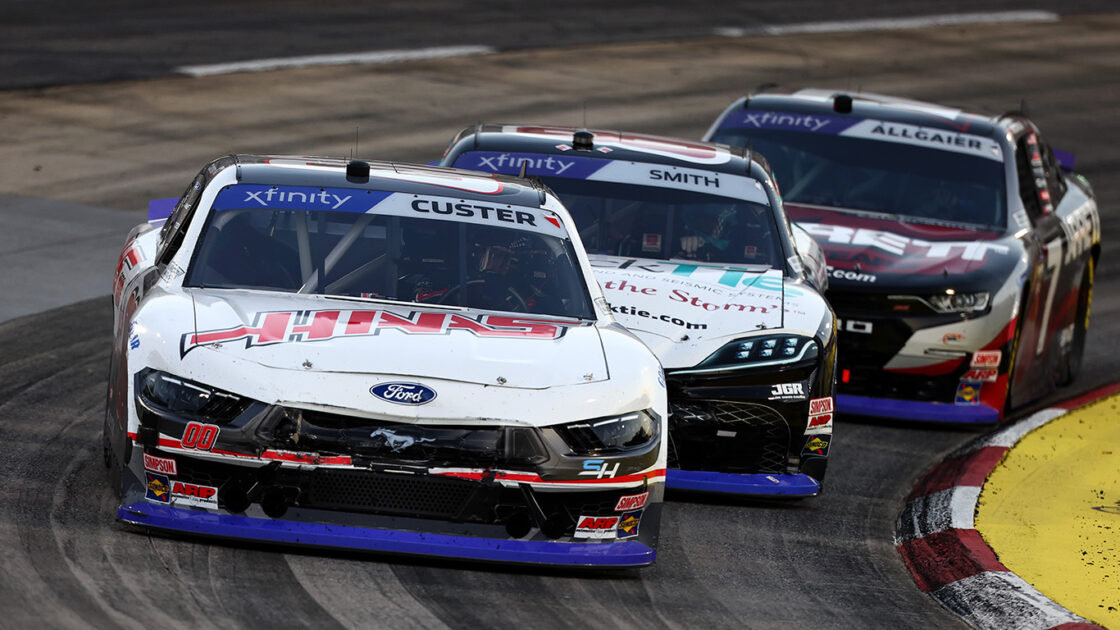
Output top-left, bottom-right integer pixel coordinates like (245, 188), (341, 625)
(587, 254), (830, 369)
(185, 290), (607, 389)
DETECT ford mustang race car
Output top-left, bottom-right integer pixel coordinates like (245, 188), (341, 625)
(105, 155), (667, 567)
(705, 88), (1100, 424)
(441, 125), (837, 497)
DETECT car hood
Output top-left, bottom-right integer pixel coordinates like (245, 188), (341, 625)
(588, 254), (828, 369)
(184, 289), (606, 388)
(785, 204), (1021, 292)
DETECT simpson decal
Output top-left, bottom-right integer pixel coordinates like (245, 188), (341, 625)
(143, 452), (178, 475)
(615, 492), (650, 511)
(970, 350), (1002, 368)
(182, 309), (581, 356)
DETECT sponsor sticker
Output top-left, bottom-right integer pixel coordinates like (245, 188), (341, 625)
(615, 492), (649, 512)
(617, 510), (642, 539)
(145, 472), (170, 503)
(170, 481), (219, 509)
(370, 382), (437, 406)
(808, 397), (834, 415)
(579, 459), (619, 479)
(971, 350), (1002, 368)
(802, 435), (831, 457)
(642, 233), (663, 252)
(574, 515), (620, 539)
(769, 383), (806, 401)
(961, 369), (998, 383)
(955, 382), (981, 404)
(806, 396), (834, 435)
(143, 452), (178, 476)
(181, 421), (219, 451)
(942, 333), (965, 344)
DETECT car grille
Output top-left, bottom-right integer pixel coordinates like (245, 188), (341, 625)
(301, 469), (483, 520)
(668, 400), (790, 474)
(842, 366), (963, 402)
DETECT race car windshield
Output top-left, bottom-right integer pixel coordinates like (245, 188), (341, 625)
(709, 128), (1007, 229)
(184, 191), (594, 319)
(537, 177), (784, 267)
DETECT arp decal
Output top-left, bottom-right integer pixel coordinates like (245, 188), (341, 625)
(617, 510), (642, 539)
(955, 382), (981, 405)
(574, 515), (620, 539)
(143, 452), (178, 475)
(961, 369), (998, 383)
(971, 350), (1002, 368)
(802, 435), (831, 457)
(182, 309), (579, 356)
(170, 481), (218, 509)
(145, 472), (171, 503)
(615, 492), (649, 511)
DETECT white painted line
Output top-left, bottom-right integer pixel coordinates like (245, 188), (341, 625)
(714, 10), (1059, 38)
(177, 45), (496, 77)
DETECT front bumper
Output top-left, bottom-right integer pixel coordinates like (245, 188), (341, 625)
(118, 501), (655, 567)
(665, 470), (820, 496)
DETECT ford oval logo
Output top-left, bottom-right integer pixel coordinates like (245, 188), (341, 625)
(370, 382), (437, 406)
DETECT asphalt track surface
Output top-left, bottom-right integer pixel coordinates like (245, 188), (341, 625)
(1, 9), (1120, 630)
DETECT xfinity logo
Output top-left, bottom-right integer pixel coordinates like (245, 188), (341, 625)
(370, 382), (437, 406)
(477, 153), (575, 175)
(244, 189), (351, 210)
(743, 112), (832, 132)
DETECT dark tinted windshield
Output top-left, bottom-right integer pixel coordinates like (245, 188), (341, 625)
(710, 128), (1006, 228)
(537, 177), (784, 268)
(185, 189), (594, 319)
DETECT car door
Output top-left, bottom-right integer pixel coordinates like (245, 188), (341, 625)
(1007, 124), (1071, 405)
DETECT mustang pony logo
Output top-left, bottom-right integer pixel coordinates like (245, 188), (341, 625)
(181, 309), (578, 356)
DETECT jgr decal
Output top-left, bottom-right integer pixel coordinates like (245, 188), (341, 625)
(579, 459), (620, 479)
(143, 452), (178, 475)
(770, 383), (806, 401)
(574, 516), (620, 539)
(170, 481), (218, 509)
(181, 422), (219, 451)
(182, 309), (579, 356)
(615, 492), (649, 511)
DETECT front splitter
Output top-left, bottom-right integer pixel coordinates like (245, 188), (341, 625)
(118, 502), (655, 568)
(665, 470), (820, 496)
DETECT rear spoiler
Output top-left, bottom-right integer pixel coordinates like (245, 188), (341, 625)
(1053, 148), (1076, 171)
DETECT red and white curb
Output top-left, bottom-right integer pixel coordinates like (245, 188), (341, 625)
(895, 384), (1120, 630)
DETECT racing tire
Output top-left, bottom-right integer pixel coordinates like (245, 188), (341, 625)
(1058, 258), (1093, 386)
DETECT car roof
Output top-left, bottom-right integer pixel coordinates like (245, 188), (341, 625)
(451, 124), (774, 179)
(734, 88), (1006, 138)
(229, 154), (547, 207)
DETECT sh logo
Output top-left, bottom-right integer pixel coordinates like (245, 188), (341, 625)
(579, 459), (619, 479)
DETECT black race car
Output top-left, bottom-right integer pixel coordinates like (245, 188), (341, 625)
(706, 88), (1099, 423)
(441, 125), (838, 497)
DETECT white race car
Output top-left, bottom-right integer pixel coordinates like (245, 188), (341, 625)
(106, 155), (667, 567)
